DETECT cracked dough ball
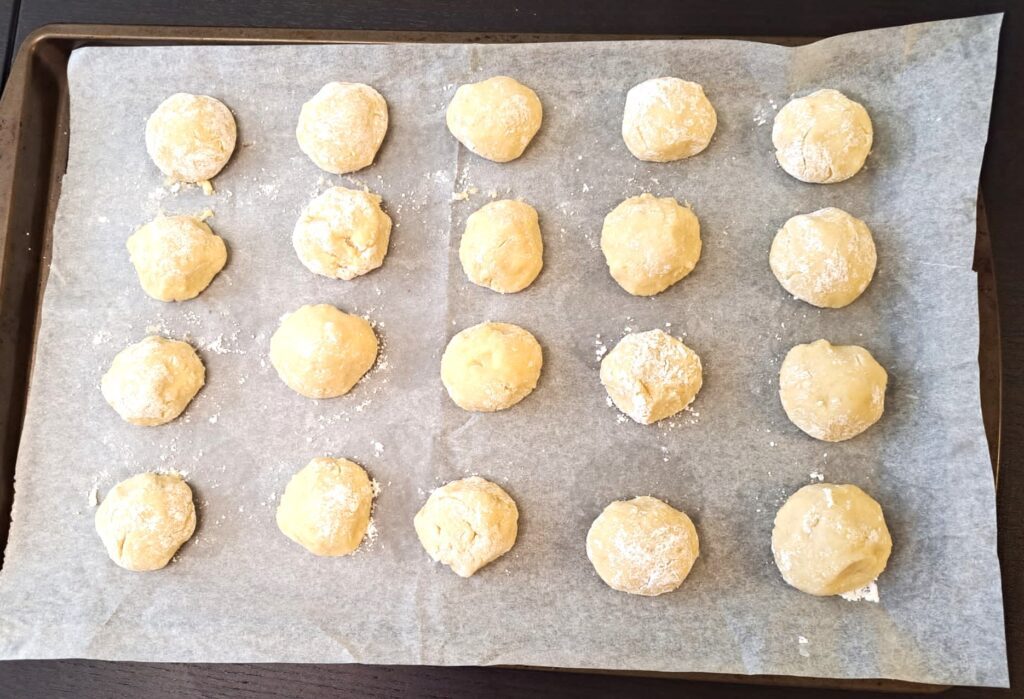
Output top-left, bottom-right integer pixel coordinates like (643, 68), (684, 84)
(296, 82), (388, 174)
(772, 89), (873, 183)
(269, 304), (378, 399)
(770, 207), (876, 308)
(601, 193), (701, 296)
(293, 186), (392, 280)
(145, 93), (236, 183)
(779, 339), (887, 442)
(587, 496), (699, 596)
(459, 199), (543, 293)
(414, 476), (518, 577)
(441, 322), (543, 412)
(772, 483), (892, 596)
(622, 77), (717, 162)
(127, 215), (227, 301)
(95, 472), (196, 572)
(101, 335), (204, 426)
(446, 76), (543, 163)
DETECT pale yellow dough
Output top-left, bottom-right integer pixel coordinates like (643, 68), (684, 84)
(296, 82), (389, 174)
(772, 89), (873, 183)
(101, 335), (204, 426)
(145, 93), (236, 183)
(622, 77), (717, 162)
(293, 187), (392, 280)
(440, 322), (543, 412)
(127, 214), (227, 301)
(446, 76), (543, 162)
(459, 199), (543, 293)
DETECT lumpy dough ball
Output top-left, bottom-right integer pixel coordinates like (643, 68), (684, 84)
(622, 77), (717, 162)
(772, 483), (892, 596)
(770, 207), (876, 308)
(127, 214), (227, 301)
(459, 199), (543, 293)
(145, 93), (236, 183)
(772, 89), (873, 184)
(269, 304), (378, 399)
(296, 82), (389, 174)
(445, 76), (543, 163)
(95, 472), (196, 572)
(101, 335), (205, 426)
(586, 496), (700, 596)
(414, 476), (518, 577)
(779, 339), (887, 442)
(440, 322), (543, 412)
(293, 186), (392, 280)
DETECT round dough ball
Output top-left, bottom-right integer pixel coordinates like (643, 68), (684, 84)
(127, 215), (227, 301)
(622, 77), (717, 162)
(440, 322), (543, 412)
(601, 193), (702, 296)
(276, 457), (375, 556)
(772, 483), (892, 596)
(269, 304), (378, 399)
(95, 472), (196, 572)
(459, 199), (543, 293)
(445, 76), (543, 163)
(586, 496), (700, 596)
(293, 187), (392, 280)
(772, 89), (873, 184)
(145, 93), (236, 183)
(296, 82), (389, 174)
(779, 339), (887, 442)
(770, 207), (877, 308)
(414, 476), (518, 577)
(101, 335), (205, 426)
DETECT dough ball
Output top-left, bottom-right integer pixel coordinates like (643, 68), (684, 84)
(622, 77), (717, 162)
(772, 483), (892, 596)
(772, 89), (873, 184)
(445, 76), (543, 163)
(101, 335), (205, 426)
(296, 82), (389, 174)
(601, 193), (701, 296)
(293, 187), (392, 280)
(414, 476), (518, 577)
(276, 457), (375, 556)
(779, 339), (887, 442)
(145, 93), (236, 183)
(269, 304), (378, 399)
(459, 199), (543, 293)
(600, 329), (703, 425)
(95, 472), (196, 572)
(770, 207), (876, 308)
(127, 215), (227, 301)
(440, 322), (543, 412)
(586, 496), (699, 596)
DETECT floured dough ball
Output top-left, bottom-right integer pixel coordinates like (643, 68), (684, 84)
(296, 82), (389, 174)
(446, 76), (543, 163)
(101, 335), (205, 426)
(622, 77), (717, 162)
(441, 322), (543, 412)
(770, 208), (876, 308)
(772, 89), (873, 184)
(586, 496), (700, 596)
(276, 457), (375, 556)
(95, 472), (196, 572)
(601, 194), (701, 296)
(459, 199), (543, 293)
(293, 186), (392, 280)
(269, 304), (378, 399)
(779, 339), (887, 442)
(772, 483), (892, 596)
(145, 93), (236, 183)
(127, 214), (227, 301)
(414, 476), (518, 577)
(600, 329), (703, 425)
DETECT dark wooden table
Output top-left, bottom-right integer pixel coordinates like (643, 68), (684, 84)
(0, 1), (1021, 696)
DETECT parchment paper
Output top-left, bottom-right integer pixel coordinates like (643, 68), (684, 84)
(0, 15), (1007, 686)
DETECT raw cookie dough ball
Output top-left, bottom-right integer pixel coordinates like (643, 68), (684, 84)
(459, 199), (543, 293)
(772, 483), (892, 596)
(586, 496), (700, 596)
(269, 304), (378, 399)
(441, 322), (543, 412)
(101, 335), (205, 426)
(127, 214), (227, 301)
(95, 472), (196, 572)
(296, 82), (389, 174)
(622, 77), (717, 162)
(770, 207), (876, 308)
(414, 476), (518, 577)
(293, 186), (392, 280)
(145, 93), (236, 183)
(779, 339), (887, 442)
(276, 457), (375, 556)
(772, 89), (873, 184)
(601, 193), (702, 296)
(600, 329), (703, 425)
(445, 76), (543, 163)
